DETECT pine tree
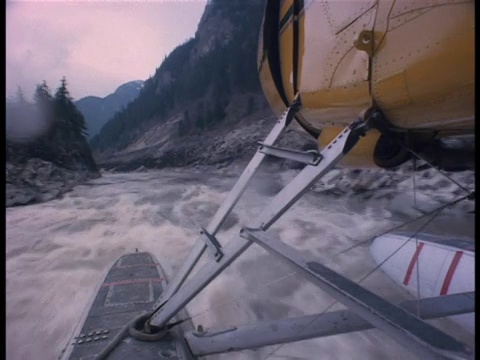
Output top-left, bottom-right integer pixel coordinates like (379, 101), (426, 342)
(34, 81), (52, 105)
(195, 102), (205, 130)
(55, 77), (70, 100)
(53, 77), (88, 140)
(30, 81), (56, 145)
(246, 96), (255, 116)
(16, 86), (27, 104)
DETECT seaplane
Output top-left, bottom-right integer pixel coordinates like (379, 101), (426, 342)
(61, 0), (475, 359)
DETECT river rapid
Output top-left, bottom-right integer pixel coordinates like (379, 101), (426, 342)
(6, 166), (475, 360)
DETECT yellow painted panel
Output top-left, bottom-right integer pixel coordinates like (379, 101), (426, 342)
(318, 127), (382, 168)
(279, 21), (295, 103)
(321, 0), (376, 35)
(258, 56), (287, 118)
(374, 70), (412, 108)
(259, 0), (474, 135)
(372, 2), (474, 130)
(302, 83), (370, 110)
(280, 0), (293, 21)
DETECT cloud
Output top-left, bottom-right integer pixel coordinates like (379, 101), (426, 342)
(6, 1), (207, 101)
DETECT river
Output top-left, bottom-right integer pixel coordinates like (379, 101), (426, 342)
(6, 166), (475, 360)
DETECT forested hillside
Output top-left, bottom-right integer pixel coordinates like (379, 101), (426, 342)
(6, 78), (99, 207)
(76, 80), (144, 139)
(90, 0), (266, 155)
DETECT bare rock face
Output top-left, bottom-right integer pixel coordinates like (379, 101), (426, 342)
(309, 165), (475, 204)
(191, 1), (236, 61)
(6, 158), (100, 207)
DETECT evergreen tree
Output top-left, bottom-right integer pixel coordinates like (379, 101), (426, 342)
(177, 110), (191, 137)
(31, 81), (55, 143)
(246, 96), (255, 116)
(90, 0), (265, 152)
(195, 102), (205, 130)
(54, 77), (71, 105)
(16, 86), (28, 105)
(212, 98), (226, 125)
(34, 81), (53, 105)
(53, 77), (88, 139)
(7, 77), (98, 173)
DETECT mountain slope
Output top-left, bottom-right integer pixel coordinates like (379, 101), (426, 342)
(76, 80), (144, 139)
(6, 80), (100, 207)
(90, 0), (272, 168)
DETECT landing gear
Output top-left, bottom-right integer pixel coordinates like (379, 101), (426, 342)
(141, 103), (473, 359)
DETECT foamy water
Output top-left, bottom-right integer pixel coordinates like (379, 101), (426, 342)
(6, 167), (474, 360)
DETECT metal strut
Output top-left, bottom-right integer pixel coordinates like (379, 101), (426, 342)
(240, 229), (473, 360)
(148, 97), (302, 313)
(184, 292), (475, 357)
(148, 112), (369, 329)
(258, 143), (322, 165)
(143, 106), (472, 360)
(199, 228), (223, 262)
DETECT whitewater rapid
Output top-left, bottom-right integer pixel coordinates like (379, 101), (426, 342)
(6, 166), (474, 360)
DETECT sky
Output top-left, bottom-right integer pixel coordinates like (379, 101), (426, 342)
(6, 0), (207, 101)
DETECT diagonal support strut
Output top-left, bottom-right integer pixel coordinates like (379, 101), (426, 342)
(184, 292), (475, 357)
(148, 116), (365, 329)
(150, 99), (301, 311)
(240, 228), (473, 360)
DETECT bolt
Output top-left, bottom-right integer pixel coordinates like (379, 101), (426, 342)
(95, 331), (101, 335)
(79, 334), (86, 338)
(77, 340), (84, 345)
(94, 336), (100, 341)
(101, 335), (108, 340)
(103, 330), (109, 334)
(86, 338), (92, 342)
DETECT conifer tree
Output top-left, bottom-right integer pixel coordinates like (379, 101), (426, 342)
(53, 77), (88, 139)
(34, 81), (53, 105)
(16, 86), (27, 104)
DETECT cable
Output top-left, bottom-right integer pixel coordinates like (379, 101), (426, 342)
(415, 235), (421, 318)
(91, 269), (298, 359)
(261, 194), (461, 360)
(405, 147), (471, 195)
(169, 271), (298, 325)
(334, 193), (472, 257)
(413, 156), (417, 207)
(356, 206), (442, 285)
(260, 299), (338, 360)
(94, 313), (144, 360)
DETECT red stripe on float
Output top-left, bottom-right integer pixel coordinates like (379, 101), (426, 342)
(117, 263), (161, 269)
(103, 278), (162, 287)
(440, 251), (463, 295)
(403, 242), (425, 286)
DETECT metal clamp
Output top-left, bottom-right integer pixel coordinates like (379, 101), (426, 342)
(258, 143), (322, 165)
(192, 326), (237, 338)
(200, 228), (223, 262)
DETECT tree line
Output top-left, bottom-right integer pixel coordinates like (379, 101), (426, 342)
(90, 0), (265, 152)
(7, 77), (97, 172)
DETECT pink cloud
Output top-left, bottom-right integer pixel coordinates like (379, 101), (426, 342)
(6, 0), (207, 101)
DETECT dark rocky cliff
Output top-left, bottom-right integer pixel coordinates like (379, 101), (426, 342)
(6, 80), (100, 207)
(90, 0), (271, 170)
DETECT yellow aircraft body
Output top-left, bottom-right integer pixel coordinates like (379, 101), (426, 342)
(258, 0), (474, 168)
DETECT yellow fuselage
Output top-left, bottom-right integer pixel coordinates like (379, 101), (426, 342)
(258, 0), (474, 167)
